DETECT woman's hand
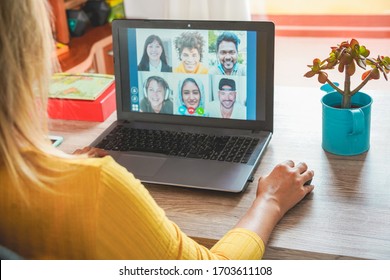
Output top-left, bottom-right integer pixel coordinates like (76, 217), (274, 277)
(256, 160), (314, 220)
(235, 160), (315, 245)
(73, 146), (109, 158)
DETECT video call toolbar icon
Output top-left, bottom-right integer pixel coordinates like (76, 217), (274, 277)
(130, 87), (139, 111)
(131, 87), (138, 94)
(131, 95), (139, 103)
(178, 105), (205, 116)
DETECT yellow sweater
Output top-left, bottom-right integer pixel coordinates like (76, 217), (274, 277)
(0, 155), (264, 259)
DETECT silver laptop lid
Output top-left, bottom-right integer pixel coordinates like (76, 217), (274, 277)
(112, 19), (274, 133)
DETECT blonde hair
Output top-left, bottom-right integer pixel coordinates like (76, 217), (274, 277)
(0, 0), (64, 195)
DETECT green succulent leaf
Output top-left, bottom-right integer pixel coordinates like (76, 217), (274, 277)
(351, 39), (360, 56)
(306, 58), (323, 72)
(359, 45), (370, 57)
(328, 52), (337, 62)
(380, 68), (388, 81)
(356, 58), (366, 69)
(366, 57), (376, 68)
(380, 56), (390, 71)
(326, 60), (337, 69)
(347, 62), (356, 76)
(304, 70), (316, 78)
(341, 52), (353, 64)
(318, 72), (328, 84)
(350, 38), (359, 47)
(339, 41), (350, 49)
(362, 70), (371, 80)
(370, 68), (380, 80)
(338, 62), (345, 73)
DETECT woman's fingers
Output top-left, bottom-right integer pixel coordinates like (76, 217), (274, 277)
(72, 147), (108, 158)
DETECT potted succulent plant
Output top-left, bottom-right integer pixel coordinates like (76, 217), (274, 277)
(304, 39), (389, 156)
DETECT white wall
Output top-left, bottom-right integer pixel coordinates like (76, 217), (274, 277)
(251, 0), (390, 15)
(124, 0), (250, 20)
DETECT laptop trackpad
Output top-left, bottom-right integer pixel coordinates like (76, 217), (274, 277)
(116, 154), (166, 177)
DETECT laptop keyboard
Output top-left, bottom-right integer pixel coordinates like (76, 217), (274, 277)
(95, 125), (260, 164)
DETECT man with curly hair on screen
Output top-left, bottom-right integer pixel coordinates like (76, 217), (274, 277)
(173, 31), (208, 74)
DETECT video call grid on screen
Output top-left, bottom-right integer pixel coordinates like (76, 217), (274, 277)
(125, 27), (258, 121)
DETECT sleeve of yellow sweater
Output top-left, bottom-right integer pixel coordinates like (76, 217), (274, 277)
(95, 157), (264, 260)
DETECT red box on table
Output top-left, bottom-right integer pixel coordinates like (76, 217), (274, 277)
(48, 82), (116, 122)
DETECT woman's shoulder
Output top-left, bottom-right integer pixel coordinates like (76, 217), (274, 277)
(140, 98), (152, 112)
(60, 155), (117, 171)
(138, 63), (149, 71)
(161, 99), (174, 114)
(164, 98), (174, 106)
(161, 63), (172, 72)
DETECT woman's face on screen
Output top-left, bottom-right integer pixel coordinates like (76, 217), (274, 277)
(147, 40), (163, 62)
(181, 81), (200, 109)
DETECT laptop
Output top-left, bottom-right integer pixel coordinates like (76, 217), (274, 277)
(90, 19), (275, 193)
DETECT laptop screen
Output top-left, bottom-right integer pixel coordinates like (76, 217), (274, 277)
(113, 20), (274, 131)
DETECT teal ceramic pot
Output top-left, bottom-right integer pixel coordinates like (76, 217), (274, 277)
(321, 92), (372, 156)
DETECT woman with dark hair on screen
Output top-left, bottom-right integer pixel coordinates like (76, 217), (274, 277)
(0, 0), (315, 260)
(138, 34), (172, 72)
(177, 77), (206, 116)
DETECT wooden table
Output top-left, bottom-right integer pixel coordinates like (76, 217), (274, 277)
(49, 86), (390, 259)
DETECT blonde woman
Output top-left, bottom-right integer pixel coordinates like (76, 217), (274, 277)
(0, 0), (315, 259)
